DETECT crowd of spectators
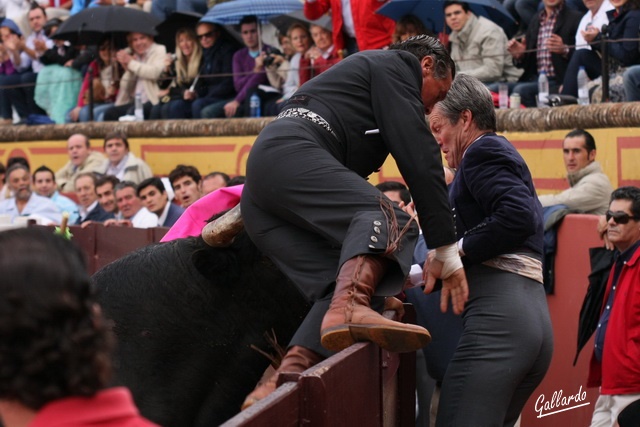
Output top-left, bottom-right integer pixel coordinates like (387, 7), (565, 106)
(0, 131), (243, 229)
(0, 0), (638, 122)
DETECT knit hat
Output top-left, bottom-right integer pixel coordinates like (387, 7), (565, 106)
(0, 19), (22, 36)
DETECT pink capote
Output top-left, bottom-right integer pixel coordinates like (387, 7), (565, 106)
(161, 184), (243, 242)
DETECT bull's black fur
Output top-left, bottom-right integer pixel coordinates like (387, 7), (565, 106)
(92, 232), (310, 426)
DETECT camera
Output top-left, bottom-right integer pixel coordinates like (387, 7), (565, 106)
(263, 47), (283, 67)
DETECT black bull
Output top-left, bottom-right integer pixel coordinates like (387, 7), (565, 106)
(91, 232), (311, 426)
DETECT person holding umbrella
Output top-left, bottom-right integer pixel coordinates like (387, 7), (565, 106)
(103, 31), (166, 121)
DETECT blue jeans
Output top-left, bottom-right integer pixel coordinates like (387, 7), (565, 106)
(624, 65), (640, 101)
(195, 97), (232, 118)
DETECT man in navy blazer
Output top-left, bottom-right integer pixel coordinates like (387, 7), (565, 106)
(137, 178), (185, 228)
(429, 74), (552, 427)
(74, 173), (115, 226)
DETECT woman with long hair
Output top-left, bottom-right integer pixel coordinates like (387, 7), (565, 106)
(151, 27), (203, 119)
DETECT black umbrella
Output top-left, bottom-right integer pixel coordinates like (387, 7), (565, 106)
(573, 246), (615, 366)
(155, 11), (202, 53)
(51, 6), (160, 47)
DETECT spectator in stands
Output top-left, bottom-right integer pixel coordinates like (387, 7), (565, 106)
(561, 0), (640, 99)
(74, 172), (114, 225)
(575, 0), (613, 51)
(227, 175), (245, 186)
(95, 175), (120, 215)
(278, 31), (294, 59)
(168, 164), (202, 208)
(392, 14), (433, 43)
(201, 171), (229, 195)
(66, 38), (122, 123)
(0, 227), (158, 427)
(444, 1), (523, 85)
(507, 0), (582, 107)
(55, 133), (106, 192)
(137, 177), (184, 227)
(623, 65), (640, 101)
(0, 162), (7, 201)
(100, 131), (152, 184)
(5, 4), (53, 123)
(504, 0), (540, 37)
(299, 23), (342, 85)
(104, 181), (158, 228)
(303, 0), (396, 54)
(34, 17), (82, 124)
(587, 186), (640, 426)
(0, 19), (25, 125)
(188, 22), (238, 119)
(220, 15), (272, 118)
(0, 1), (30, 36)
(252, 45), (289, 116)
(0, 163), (61, 224)
(103, 31), (166, 121)
(151, 28), (202, 119)
(375, 180), (411, 206)
(265, 23), (311, 114)
(6, 156), (29, 171)
(539, 129), (613, 215)
(32, 165), (79, 223)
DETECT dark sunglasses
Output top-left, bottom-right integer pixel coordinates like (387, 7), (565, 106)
(606, 210), (640, 224)
(197, 31), (214, 39)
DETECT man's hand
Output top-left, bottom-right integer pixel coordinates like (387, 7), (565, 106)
(224, 100), (240, 117)
(184, 89), (196, 101)
(423, 244), (469, 314)
(507, 37), (526, 60)
(69, 106), (81, 122)
(546, 34), (567, 54)
(580, 26), (600, 45)
(424, 259), (468, 314)
(116, 49), (132, 69)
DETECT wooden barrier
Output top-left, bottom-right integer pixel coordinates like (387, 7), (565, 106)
(222, 321), (417, 427)
(43, 224), (170, 274)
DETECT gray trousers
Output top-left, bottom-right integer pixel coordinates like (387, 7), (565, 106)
(436, 264), (554, 427)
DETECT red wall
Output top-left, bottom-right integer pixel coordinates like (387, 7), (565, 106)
(521, 214), (603, 426)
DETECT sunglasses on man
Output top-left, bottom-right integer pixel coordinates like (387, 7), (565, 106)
(606, 210), (640, 224)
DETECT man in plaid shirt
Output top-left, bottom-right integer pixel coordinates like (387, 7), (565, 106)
(507, 0), (582, 106)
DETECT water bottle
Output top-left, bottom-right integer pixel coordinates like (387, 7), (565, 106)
(134, 92), (144, 121)
(577, 66), (589, 105)
(249, 93), (261, 118)
(537, 71), (549, 108)
(498, 83), (509, 109)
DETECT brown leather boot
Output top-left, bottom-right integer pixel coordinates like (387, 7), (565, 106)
(241, 345), (324, 410)
(320, 255), (431, 353)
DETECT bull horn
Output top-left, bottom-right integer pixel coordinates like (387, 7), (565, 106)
(201, 204), (244, 247)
